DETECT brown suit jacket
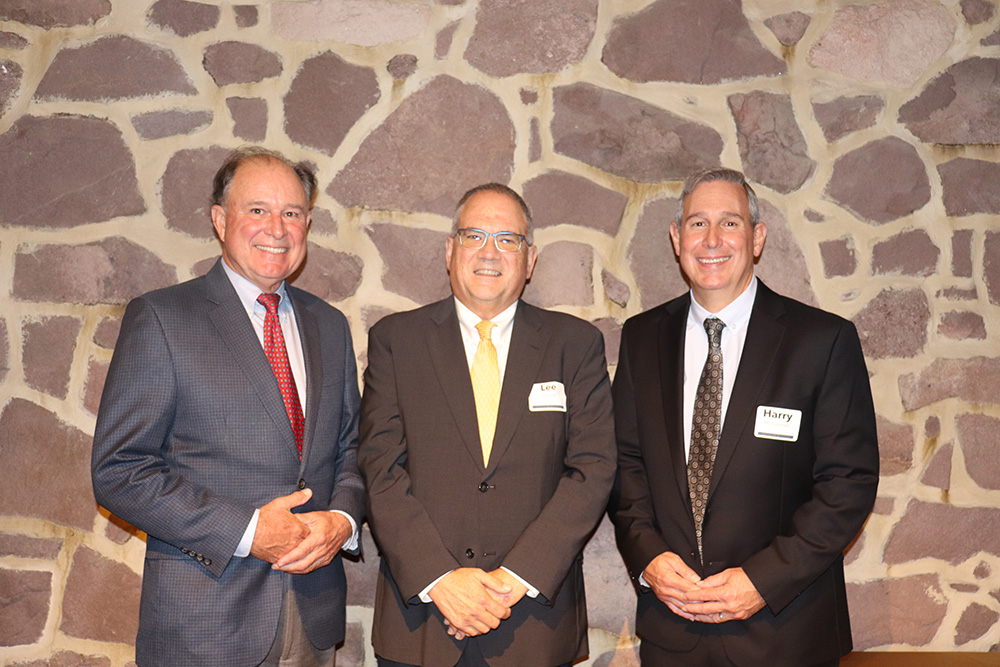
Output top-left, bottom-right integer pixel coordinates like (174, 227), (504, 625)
(359, 298), (616, 667)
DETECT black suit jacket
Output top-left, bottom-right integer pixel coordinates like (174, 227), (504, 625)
(358, 298), (616, 667)
(609, 281), (879, 666)
(91, 259), (364, 666)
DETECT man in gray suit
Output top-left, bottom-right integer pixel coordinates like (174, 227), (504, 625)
(359, 184), (616, 666)
(92, 147), (364, 667)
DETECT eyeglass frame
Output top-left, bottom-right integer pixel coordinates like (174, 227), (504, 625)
(453, 228), (529, 252)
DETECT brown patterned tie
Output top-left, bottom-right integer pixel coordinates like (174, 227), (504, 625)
(688, 317), (725, 563)
(471, 320), (500, 466)
(257, 293), (304, 459)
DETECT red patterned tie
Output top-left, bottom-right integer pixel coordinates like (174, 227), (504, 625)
(257, 293), (304, 459)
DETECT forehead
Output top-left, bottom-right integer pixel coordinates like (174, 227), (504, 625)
(683, 180), (749, 218)
(459, 191), (528, 234)
(230, 159), (306, 203)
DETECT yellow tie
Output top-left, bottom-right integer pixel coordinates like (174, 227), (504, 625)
(471, 320), (500, 466)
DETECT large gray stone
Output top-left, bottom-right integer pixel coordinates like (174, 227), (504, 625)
(899, 58), (1000, 144)
(628, 197), (687, 310)
(825, 137), (930, 224)
(885, 500), (1000, 564)
(131, 108), (212, 140)
(329, 76), (514, 217)
(728, 91), (815, 194)
(161, 146), (232, 239)
(283, 52), (380, 157)
(871, 229), (939, 276)
(956, 414), (1000, 491)
(465, 0), (597, 77)
(552, 83), (723, 183)
(0, 568), (52, 647)
(60, 546), (140, 643)
(921, 442), (952, 489)
(148, 0), (220, 36)
(226, 97), (267, 142)
(291, 244), (363, 303)
(899, 357), (1000, 410)
(271, 0), (430, 46)
(13, 237), (177, 305)
(938, 158), (1000, 216)
(0, 115), (145, 228)
(34, 35), (195, 101)
(522, 241), (594, 308)
(22, 316), (81, 399)
(0, 534), (62, 560)
(0, 400), (96, 531)
(847, 574), (947, 649)
(812, 95), (884, 143)
(820, 238), (856, 277)
(938, 311), (986, 340)
(952, 229), (973, 277)
(234, 5), (258, 27)
(601, 270), (630, 308)
(955, 602), (998, 645)
(602, 0), (785, 84)
(754, 200), (816, 307)
(203, 41), (281, 86)
(582, 516), (634, 634)
(0, 31), (28, 49)
(808, 1), (954, 87)
(592, 317), (621, 367)
(852, 288), (929, 359)
(522, 171), (626, 235)
(365, 223), (450, 305)
(0, 0), (110, 28)
(764, 11), (811, 47)
(962, 0), (995, 24)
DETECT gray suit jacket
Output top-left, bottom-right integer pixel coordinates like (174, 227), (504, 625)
(92, 259), (364, 667)
(359, 298), (616, 667)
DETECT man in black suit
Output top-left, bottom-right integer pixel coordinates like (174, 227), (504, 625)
(92, 147), (363, 666)
(359, 183), (616, 666)
(609, 168), (879, 666)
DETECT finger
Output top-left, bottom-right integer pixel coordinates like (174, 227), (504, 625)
(277, 488), (313, 510)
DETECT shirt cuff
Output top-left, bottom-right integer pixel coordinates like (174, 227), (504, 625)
(501, 567), (539, 598)
(234, 508), (260, 558)
(419, 571), (452, 603)
(331, 510), (359, 551)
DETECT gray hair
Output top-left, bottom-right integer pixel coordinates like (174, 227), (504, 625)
(452, 183), (534, 245)
(211, 146), (317, 209)
(676, 168), (761, 226)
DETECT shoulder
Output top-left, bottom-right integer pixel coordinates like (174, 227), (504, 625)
(287, 284), (349, 328)
(757, 283), (854, 333)
(519, 301), (601, 340)
(621, 292), (688, 334)
(369, 299), (450, 337)
(126, 273), (208, 313)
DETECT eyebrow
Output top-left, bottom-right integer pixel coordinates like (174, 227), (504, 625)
(684, 210), (745, 221)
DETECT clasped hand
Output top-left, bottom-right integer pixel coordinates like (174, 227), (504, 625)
(642, 552), (765, 623)
(249, 488), (353, 574)
(429, 568), (529, 641)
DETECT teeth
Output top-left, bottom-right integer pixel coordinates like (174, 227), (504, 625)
(256, 246), (287, 254)
(699, 257), (728, 264)
(475, 269), (501, 276)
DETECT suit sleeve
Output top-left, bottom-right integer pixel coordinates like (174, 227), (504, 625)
(742, 320), (879, 614)
(499, 326), (617, 601)
(91, 297), (253, 578)
(608, 321), (674, 583)
(327, 314), (365, 545)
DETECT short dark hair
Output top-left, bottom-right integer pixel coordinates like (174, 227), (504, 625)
(452, 183), (534, 244)
(677, 168), (760, 226)
(211, 146), (317, 209)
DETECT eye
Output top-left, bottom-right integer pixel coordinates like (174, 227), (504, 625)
(250, 207), (265, 215)
(284, 210), (301, 219)
(463, 230), (484, 242)
(496, 234), (520, 248)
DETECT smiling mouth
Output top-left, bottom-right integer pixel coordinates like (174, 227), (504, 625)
(698, 256), (729, 265)
(474, 269), (501, 276)
(256, 245), (288, 254)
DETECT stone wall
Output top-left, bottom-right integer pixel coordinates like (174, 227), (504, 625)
(1, 0), (999, 664)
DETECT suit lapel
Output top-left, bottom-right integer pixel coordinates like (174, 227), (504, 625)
(205, 261), (299, 459)
(293, 293), (323, 470)
(659, 296), (693, 510)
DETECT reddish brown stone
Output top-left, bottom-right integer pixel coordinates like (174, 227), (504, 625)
(951, 583), (978, 593)
(523, 171), (626, 235)
(83, 358), (109, 417)
(520, 88), (538, 105)
(271, 1), (430, 46)
(826, 137), (930, 224)
(0, 318), (8, 384)
(203, 41), (281, 86)
(435, 21), (459, 59)
(956, 603), (998, 645)
(629, 197), (687, 309)
(925, 416), (941, 439)
(0, 31), (28, 48)
(291, 244), (362, 303)
(13, 237), (177, 305)
(552, 83), (723, 183)
(812, 95), (884, 143)
(962, 0), (995, 24)
(104, 513), (141, 545)
(729, 91), (815, 194)
(529, 117), (541, 163)
(22, 316), (81, 399)
(921, 442), (952, 489)
(754, 200), (816, 307)
(871, 229), (939, 277)
(465, 0), (597, 77)
(939, 286), (978, 301)
(0, 568), (52, 646)
(0, 0), (110, 28)
(847, 574), (947, 650)
(602, 270), (630, 308)
(149, 0), (220, 36)
(939, 158), (1000, 216)
(956, 414), (1000, 491)
(307, 208), (336, 237)
(820, 238), (856, 277)
(938, 311), (986, 340)
(803, 208), (825, 223)
(844, 530), (863, 567)
(8, 650), (112, 667)
(0, 400), (96, 530)
(61, 546), (140, 643)
(223, 97), (265, 141)
(132, 109), (212, 140)
(900, 58), (1000, 144)
(329, 76), (514, 217)
(193, 256), (216, 277)
(388, 54), (418, 80)
(877, 415), (913, 476)
(234, 5), (257, 27)
(161, 145), (231, 239)
(983, 28), (1000, 46)
(0, 115), (145, 227)
(284, 52), (379, 156)
(592, 317), (621, 367)
(582, 517), (634, 634)
(899, 357), (1000, 410)
(93, 316), (123, 349)
(764, 11), (811, 47)
(35, 35), (195, 101)
(603, 0), (785, 84)
(366, 223), (450, 304)
(987, 231), (1000, 306)
(852, 288), (929, 359)
(808, 1), (954, 88)
(975, 562), (992, 579)
(0, 534), (62, 559)
(951, 229), (974, 277)
(362, 307), (394, 331)
(872, 497), (894, 515)
(523, 241), (594, 308)
(0, 58), (21, 114)
(886, 500), (1000, 565)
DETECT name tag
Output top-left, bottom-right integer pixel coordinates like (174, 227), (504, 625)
(754, 406), (802, 442)
(529, 381), (566, 412)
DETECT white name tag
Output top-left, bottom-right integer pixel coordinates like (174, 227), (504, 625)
(754, 406), (802, 442)
(529, 381), (567, 412)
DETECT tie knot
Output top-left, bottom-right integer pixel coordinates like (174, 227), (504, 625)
(257, 292), (280, 314)
(704, 317), (725, 347)
(475, 320), (496, 342)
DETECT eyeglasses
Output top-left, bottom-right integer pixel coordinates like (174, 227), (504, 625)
(454, 228), (527, 252)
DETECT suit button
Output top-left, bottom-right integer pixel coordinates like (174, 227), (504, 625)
(297, 479), (306, 490)
(204, 558), (212, 566)
(465, 549), (474, 559)
(478, 482), (489, 493)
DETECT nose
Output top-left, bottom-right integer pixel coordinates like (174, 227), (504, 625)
(704, 224), (721, 247)
(265, 212), (286, 238)
(478, 234), (501, 258)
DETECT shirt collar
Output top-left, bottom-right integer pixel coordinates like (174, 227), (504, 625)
(454, 297), (518, 340)
(688, 276), (757, 333)
(220, 259), (293, 317)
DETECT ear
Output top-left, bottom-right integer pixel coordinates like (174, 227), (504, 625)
(445, 234), (455, 272)
(211, 204), (227, 242)
(525, 244), (538, 281)
(752, 221), (767, 258)
(669, 220), (682, 257)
